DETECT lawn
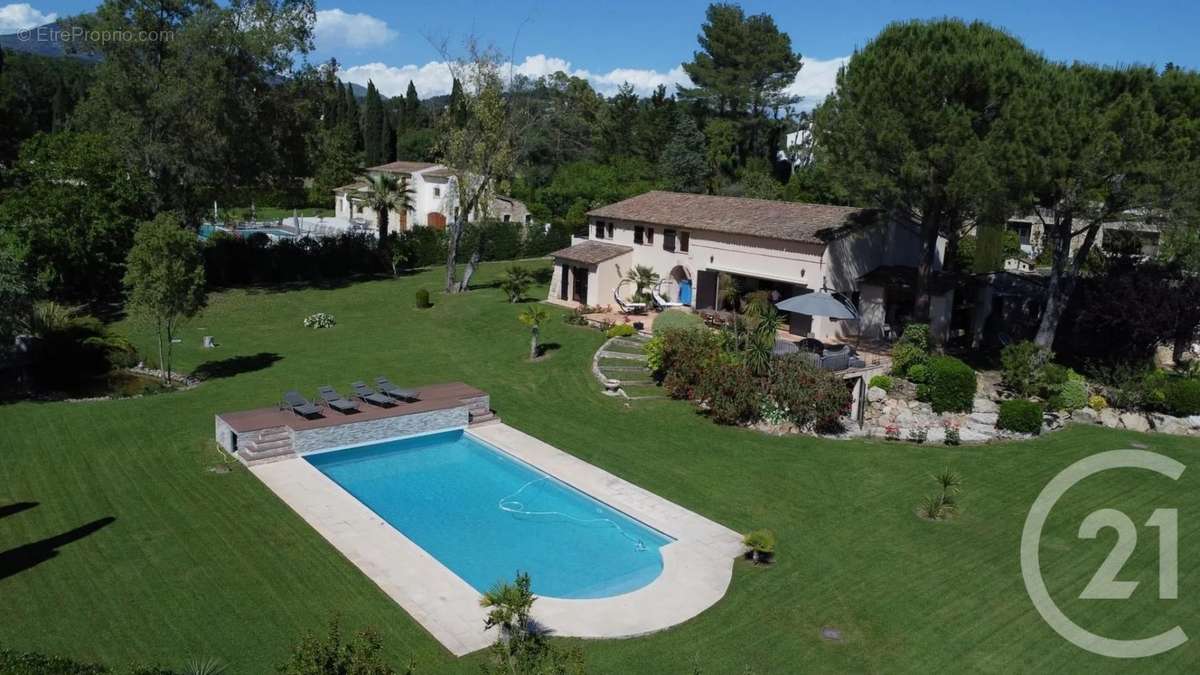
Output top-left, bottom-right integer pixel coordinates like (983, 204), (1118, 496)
(1, 261), (1197, 673)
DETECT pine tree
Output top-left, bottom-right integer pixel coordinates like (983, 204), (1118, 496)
(658, 114), (709, 193)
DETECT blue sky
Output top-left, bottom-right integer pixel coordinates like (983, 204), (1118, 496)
(4, 0), (1200, 102)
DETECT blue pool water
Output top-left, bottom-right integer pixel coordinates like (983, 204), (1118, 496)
(305, 430), (672, 599)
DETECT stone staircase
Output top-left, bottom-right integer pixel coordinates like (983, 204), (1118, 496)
(239, 426), (295, 464)
(593, 335), (663, 399)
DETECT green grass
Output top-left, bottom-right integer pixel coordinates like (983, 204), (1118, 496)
(600, 342), (647, 355)
(1, 261), (1198, 673)
(653, 308), (703, 333)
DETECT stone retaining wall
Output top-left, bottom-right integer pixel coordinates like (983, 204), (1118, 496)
(293, 406), (469, 454)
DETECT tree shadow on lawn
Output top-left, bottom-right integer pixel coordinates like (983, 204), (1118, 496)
(0, 516), (115, 581)
(0, 502), (38, 520)
(234, 273), (390, 296)
(192, 352), (283, 381)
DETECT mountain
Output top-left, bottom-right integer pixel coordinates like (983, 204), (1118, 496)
(0, 22), (101, 62)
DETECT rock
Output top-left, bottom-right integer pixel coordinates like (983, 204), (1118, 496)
(959, 426), (993, 443)
(969, 412), (999, 427)
(867, 386), (887, 403)
(972, 397), (999, 414)
(1187, 415), (1200, 430)
(911, 402), (934, 416)
(1149, 413), (1188, 436)
(925, 426), (947, 445)
(1074, 407), (1100, 424)
(1120, 412), (1150, 433)
(1099, 408), (1123, 428)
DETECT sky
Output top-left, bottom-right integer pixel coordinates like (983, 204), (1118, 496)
(4, 0), (1200, 107)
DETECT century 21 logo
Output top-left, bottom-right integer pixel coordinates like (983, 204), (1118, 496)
(1021, 450), (1186, 659)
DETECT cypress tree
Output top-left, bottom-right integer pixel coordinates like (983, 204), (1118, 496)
(403, 80), (420, 129)
(362, 81), (384, 165)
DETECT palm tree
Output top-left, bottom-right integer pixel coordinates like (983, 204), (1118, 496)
(717, 272), (741, 311)
(479, 572), (535, 638)
(518, 306), (549, 360)
(352, 173), (415, 247)
(499, 265), (534, 303)
(623, 265), (660, 303)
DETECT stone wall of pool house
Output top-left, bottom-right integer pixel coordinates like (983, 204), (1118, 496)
(292, 406), (469, 454)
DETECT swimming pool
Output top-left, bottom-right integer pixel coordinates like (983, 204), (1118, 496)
(305, 429), (673, 599)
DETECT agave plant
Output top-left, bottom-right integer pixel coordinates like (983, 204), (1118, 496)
(182, 657), (227, 675)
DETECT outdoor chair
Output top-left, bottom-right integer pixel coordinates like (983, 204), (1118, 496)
(613, 288), (647, 315)
(317, 385), (358, 414)
(281, 390), (322, 419)
(375, 377), (421, 402)
(351, 381), (394, 407)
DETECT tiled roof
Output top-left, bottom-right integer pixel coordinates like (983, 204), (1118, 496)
(367, 160), (439, 174)
(332, 181), (367, 193)
(586, 191), (880, 244)
(549, 241), (633, 265)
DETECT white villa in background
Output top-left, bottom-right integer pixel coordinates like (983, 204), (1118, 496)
(548, 191), (953, 344)
(333, 160), (532, 232)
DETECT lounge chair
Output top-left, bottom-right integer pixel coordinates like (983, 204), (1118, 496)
(613, 288), (647, 315)
(351, 381), (394, 407)
(375, 377), (420, 402)
(651, 287), (685, 311)
(281, 390), (322, 419)
(317, 385), (358, 414)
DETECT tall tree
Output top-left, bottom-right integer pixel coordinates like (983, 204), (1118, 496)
(815, 19), (1043, 322)
(123, 214), (207, 384)
(402, 80), (421, 129)
(71, 0), (316, 224)
(362, 80), (385, 165)
(437, 44), (517, 293)
(659, 114), (709, 193)
(679, 3), (802, 162)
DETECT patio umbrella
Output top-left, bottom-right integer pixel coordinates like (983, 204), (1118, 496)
(775, 290), (861, 320)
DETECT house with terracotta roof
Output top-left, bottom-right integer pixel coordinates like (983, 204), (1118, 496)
(548, 191), (954, 343)
(333, 160), (531, 232)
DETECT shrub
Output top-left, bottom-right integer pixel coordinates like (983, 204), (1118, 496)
(696, 360), (761, 425)
(889, 323), (931, 377)
(907, 426), (928, 444)
(1000, 341), (1052, 397)
(998, 399), (1044, 434)
(606, 323), (636, 338)
(925, 355), (976, 413)
(1088, 394), (1108, 411)
(1046, 371), (1088, 411)
(890, 343), (926, 378)
(943, 419), (961, 446)
(656, 327), (723, 399)
(906, 363), (930, 384)
(1162, 377), (1200, 417)
(278, 615), (398, 675)
(302, 312), (336, 329)
(497, 265), (533, 303)
(768, 354), (852, 432)
(868, 374), (894, 392)
(742, 529), (777, 563)
(414, 288), (431, 309)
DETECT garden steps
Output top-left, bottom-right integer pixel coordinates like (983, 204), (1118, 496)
(597, 350), (648, 361)
(239, 426), (295, 464)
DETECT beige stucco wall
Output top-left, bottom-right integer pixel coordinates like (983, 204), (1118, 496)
(595, 251), (634, 308)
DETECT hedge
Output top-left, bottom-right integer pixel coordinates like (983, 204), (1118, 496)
(1163, 377), (1200, 417)
(998, 399), (1044, 434)
(925, 355), (976, 413)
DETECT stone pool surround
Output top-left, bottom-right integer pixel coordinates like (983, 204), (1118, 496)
(249, 422), (746, 656)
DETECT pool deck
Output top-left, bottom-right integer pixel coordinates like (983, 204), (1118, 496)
(250, 422), (745, 656)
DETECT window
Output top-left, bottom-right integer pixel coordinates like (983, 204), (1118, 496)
(680, 231), (690, 252)
(663, 229), (676, 252)
(606, 222), (614, 238)
(647, 228), (654, 244)
(634, 226), (644, 244)
(525, 214), (533, 224)
(433, 186), (441, 197)
(503, 214), (511, 223)
(594, 221), (605, 239)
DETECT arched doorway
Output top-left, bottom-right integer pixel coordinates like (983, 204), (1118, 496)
(427, 212), (447, 230)
(668, 265), (693, 305)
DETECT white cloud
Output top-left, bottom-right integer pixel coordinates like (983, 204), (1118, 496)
(339, 53), (848, 106)
(0, 3), (57, 33)
(787, 56), (849, 110)
(314, 9), (395, 51)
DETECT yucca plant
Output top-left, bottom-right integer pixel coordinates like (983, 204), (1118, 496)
(183, 657), (227, 675)
(919, 493), (954, 520)
(27, 300), (80, 337)
(933, 467), (963, 495)
(518, 305), (550, 360)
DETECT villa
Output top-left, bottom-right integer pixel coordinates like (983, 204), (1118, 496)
(333, 160), (532, 232)
(548, 191), (953, 344)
